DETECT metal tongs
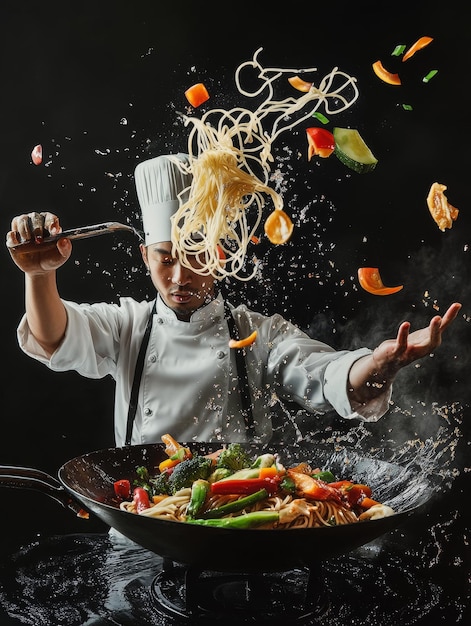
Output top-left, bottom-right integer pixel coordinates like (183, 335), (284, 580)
(9, 222), (142, 253)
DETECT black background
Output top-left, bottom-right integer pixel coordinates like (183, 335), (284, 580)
(0, 1), (469, 623)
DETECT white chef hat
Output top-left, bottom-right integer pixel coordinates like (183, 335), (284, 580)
(134, 153), (192, 246)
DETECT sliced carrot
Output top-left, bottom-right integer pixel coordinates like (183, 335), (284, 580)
(161, 433), (183, 457)
(250, 235), (260, 244)
(152, 494), (169, 504)
(264, 209), (294, 244)
(259, 466), (278, 479)
(360, 497), (381, 509)
(229, 330), (258, 349)
(358, 267), (403, 296)
(372, 60), (401, 85)
(402, 36), (433, 62)
(288, 76), (312, 92)
(184, 82), (210, 107)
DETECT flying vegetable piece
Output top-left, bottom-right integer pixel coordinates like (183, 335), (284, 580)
(306, 127), (335, 159)
(402, 36), (433, 62)
(358, 267), (403, 296)
(31, 144), (42, 165)
(184, 82), (210, 107)
(228, 330), (257, 349)
(288, 75), (312, 92)
(264, 209), (294, 244)
(372, 60), (401, 85)
(427, 182), (459, 231)
(333, 127), (377, 174)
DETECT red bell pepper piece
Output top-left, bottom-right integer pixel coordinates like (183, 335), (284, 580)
(132, 487), (151, 512)
(306, 127), (335, 160)
(329, 481), (372, 507)
(113, 479), (131, 499)
(287, 470), (341, 502)
(211, 476), (281, 496)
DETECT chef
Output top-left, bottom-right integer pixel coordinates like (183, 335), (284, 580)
(6, 153), (461, 446)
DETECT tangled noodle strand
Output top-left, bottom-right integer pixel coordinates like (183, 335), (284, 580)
(170, 47), (359, 280)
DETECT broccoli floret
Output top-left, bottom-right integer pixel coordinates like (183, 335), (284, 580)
(208, 467), (232, 483)
(168, 456), (213, 495)
(149, 471), (171, 496)
(216, 443), (253, 472)
(133, 465), (170, 496)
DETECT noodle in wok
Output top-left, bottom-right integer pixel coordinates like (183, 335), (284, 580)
(120, 488), (359, 528)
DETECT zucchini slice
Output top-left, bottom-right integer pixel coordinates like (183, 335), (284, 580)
(333, 127), (378, 174)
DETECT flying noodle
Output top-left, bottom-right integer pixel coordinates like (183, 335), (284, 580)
(169, 47), (359, 280)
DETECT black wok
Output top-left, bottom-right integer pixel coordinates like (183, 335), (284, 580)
(0, 441), (435, 573)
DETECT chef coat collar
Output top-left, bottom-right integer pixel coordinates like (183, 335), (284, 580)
(155, 291), (225, 325)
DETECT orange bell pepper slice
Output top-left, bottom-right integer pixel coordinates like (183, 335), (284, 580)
(288, 76), (312, 92)
(229, 330), (257, 349)
(264, 209), (294, 244)
(184, 82), (210, 107)
(259, 466), (279, 479)
(358, 267), (403, 296)
(372, 60), (401, 85)
(402, 36), (433, 62)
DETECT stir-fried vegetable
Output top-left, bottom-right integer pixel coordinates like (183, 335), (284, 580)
(184, 82), (210, 107)
(357, 267), (403, 296)
(114, 436), (396, 527)
(31, 144), (42, 165)
(228, 330), (257, 349)
(306, 127), (335, 159)
(372, 60), (401, 85)
(211, 475), (281, 496)
(264, 209), (294, 244)
(132, 487), (151, 512)
(423, 69), (438, 83)
(186, 479), (210, 520)
(288, 75), (312, 92)
(188, 510), (280, 529)
(402, 36), (433, 62)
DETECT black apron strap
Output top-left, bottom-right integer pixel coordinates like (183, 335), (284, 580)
(125, 300), (156, 445)
(125, 297), (255, 445)
(224, 301), (255, 438)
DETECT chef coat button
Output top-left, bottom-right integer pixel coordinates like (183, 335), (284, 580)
(216, 350), (225, 359)
(149, 354), (156, 363)
(144, 408), (152, 416)
(157, 317), (164, 324)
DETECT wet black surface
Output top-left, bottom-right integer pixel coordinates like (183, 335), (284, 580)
(0, 531), (467, 626)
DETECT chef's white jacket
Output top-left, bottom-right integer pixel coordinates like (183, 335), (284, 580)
(17, 292), (391, 446)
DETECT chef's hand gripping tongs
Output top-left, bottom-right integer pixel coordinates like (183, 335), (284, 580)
(9, 222), (143, 253)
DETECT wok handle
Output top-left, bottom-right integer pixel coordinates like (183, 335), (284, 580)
(0, 466), (89, 518)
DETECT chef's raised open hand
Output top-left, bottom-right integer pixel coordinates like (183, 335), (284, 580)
(372, 302), (462, 376)
(6, 212), (72, 274)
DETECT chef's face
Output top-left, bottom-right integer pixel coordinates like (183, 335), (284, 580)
(140, 242), (217, 321)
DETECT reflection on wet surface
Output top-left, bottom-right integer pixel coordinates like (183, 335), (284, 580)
(0, 531), (467, 626)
